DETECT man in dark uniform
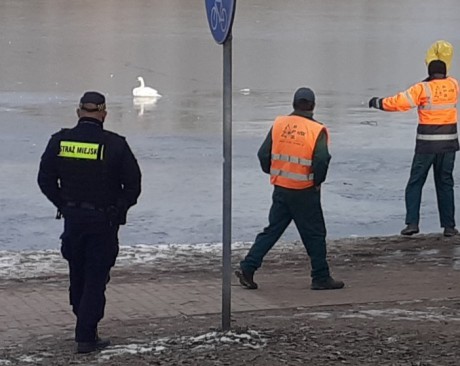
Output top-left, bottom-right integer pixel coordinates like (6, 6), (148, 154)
(235, 87), (344, 291)
(38, 91), (142, 353)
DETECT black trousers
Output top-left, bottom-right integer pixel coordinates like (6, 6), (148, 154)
(60, 219), (119, 342)
(240, 185), (330, 280)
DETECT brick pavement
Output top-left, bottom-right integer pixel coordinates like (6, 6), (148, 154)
(1, 263), (458, 347)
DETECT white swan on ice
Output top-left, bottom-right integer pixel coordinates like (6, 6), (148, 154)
(132, 76), (161, 98)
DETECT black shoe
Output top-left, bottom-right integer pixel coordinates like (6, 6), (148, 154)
(443, 227), (458, 237)
(77, 337), (111, 354)
(235, 269), (258, 289)
(400, 224), (419, 236)
(311, 276), (344, 290)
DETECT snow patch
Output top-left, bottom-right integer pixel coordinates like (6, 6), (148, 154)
(339, 313), (369, 319)
(298, 307), (460, 322)
(357, 308), (460, 322)
(453, 247), (460, 270)
(0, 242), (254, 280)
(99, 330), (267, 361)
(17, 355), (43, 363)
(295, 312), (332, 319)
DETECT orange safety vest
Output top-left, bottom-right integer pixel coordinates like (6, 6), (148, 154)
(270, 115), (327, 189)
(382, 77), (459, 153)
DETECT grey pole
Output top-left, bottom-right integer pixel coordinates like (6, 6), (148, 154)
(222, 34), (232, 331)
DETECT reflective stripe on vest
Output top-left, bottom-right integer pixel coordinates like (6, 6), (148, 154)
(404, 91), (417, 108)
(270, 168), (314, 182)
(418, 103), (457, 110)
(418, 82), (456, 111)
(58, 141), (104, 160)
(271, 153), (312, 166)
(416, 133), (458, 141)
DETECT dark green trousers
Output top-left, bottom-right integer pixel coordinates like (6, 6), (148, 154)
(240, 186), (330, 280)
(405, 152), (456, 228)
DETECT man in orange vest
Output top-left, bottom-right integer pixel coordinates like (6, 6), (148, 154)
(369, 60), (459, 237)
(235, 87), (344, 290)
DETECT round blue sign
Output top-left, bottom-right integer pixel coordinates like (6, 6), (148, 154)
(205, 0), (236, 44)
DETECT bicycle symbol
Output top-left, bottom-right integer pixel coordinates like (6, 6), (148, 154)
(210, 0), (228, 32)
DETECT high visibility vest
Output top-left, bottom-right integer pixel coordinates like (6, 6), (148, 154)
(270, 115), (327, 189)
(382, 77), (459, 153)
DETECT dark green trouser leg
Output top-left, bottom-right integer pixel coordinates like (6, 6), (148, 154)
(433, 152), (456, 228)
(240, 189), (292, 273)
(241, 186), (330, 280)
(405, 154), (434, 225)
(289, 188), (330, 280)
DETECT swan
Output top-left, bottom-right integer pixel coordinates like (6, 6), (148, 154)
(132, 76), (161, 98)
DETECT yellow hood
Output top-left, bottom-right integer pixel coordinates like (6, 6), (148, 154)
(425, 40), (454, 71)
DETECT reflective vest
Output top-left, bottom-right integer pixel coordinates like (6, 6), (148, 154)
(382, 77), (459, 153)
(270, 115), (327, 189)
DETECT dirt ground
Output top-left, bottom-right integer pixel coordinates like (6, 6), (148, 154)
(1, 234), (459, 365)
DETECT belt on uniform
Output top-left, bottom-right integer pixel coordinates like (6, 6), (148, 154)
(65, 201), (106, 212)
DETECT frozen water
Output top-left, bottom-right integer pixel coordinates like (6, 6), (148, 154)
(1, 0), (460, 250)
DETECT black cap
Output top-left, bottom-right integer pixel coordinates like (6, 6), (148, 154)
(428, 60), (447, 76)
(293, 87), (315, 104)
(79, 91), (106, 111)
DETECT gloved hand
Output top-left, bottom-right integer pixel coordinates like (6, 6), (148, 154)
(368, 97), (381, 109)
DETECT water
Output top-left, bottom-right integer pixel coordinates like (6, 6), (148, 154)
(1, 0), (460, 250)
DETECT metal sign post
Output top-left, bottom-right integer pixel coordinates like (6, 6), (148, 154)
(205, 0), (236, 331)
(221, 36), (232, 331)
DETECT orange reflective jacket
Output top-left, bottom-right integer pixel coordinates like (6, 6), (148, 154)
(382, 77), (459, 153)
(270, 115), (327, 189)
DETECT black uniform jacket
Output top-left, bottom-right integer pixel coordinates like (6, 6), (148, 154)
(38, 117), (142, 222)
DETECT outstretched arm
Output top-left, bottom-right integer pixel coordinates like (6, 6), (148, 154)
(369, 83), (425, 112)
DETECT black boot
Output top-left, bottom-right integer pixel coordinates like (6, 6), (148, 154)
(235, 269), (258, 289)
(311, 276), (344, 290)
(400, 224), (419, 236)
(77, 337), (111, 354)
(443, 227), (458, 237)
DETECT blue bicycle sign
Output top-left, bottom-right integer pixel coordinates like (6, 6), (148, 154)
(211, 0), (228, 32)
(205, 0), (236, 44)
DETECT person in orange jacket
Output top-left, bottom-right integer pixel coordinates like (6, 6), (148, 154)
(235, 87), (344, 291)
(369, 60), (459, 237)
